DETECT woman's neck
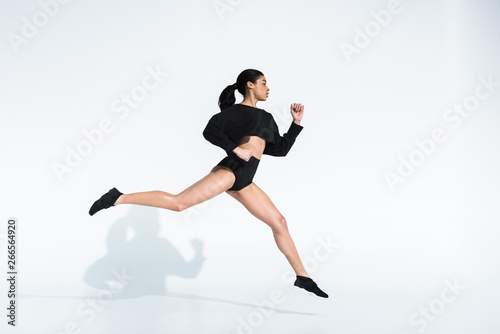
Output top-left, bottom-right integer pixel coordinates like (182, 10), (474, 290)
(240, 96), (259, 108)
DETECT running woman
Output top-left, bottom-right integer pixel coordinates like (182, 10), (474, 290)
(89, 69), (328, 298)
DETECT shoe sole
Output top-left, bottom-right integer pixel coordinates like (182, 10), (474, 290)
(290, 286), (330, 299)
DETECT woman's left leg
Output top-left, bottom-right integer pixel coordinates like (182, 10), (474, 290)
(226, 182), (309, 277)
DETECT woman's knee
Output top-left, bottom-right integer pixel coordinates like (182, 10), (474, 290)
(270, 216), (289, 234)
(172, 195), (188, 212)
(152, 191), (185, 211)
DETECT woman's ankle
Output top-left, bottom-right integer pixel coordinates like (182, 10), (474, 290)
(114, 194), (124, 205)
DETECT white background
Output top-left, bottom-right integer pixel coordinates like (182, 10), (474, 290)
(1, 0), (499, 333)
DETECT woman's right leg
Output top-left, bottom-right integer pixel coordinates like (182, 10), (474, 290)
(114, 167), (235, 212)
(225, 182), (309, 277)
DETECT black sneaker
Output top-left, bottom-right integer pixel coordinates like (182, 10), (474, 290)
(293, 275), (329, 298)
(89, 187), (123, 216)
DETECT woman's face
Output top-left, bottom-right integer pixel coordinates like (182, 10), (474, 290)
(249, 76), (270, 101)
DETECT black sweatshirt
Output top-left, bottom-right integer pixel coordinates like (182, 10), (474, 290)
(203, 103), (304, 157)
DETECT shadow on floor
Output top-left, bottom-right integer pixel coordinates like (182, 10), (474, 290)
(28, 206), (316, 316)
(84, 206), (205, 299)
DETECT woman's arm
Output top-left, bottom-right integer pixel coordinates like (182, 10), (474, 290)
(263, 120), (303, 156)
(203, 113), (239, 154)
(263, 104), (304, 157)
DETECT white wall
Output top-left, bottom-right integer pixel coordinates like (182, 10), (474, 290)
(1, 0), (499, 333)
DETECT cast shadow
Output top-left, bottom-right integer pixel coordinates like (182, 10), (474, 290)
(84, 206), (205, 299)
(80, 206), (316, 316)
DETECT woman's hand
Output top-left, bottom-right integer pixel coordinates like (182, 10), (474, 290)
(233, 146), (253, 162)
(291, 103), (304, 124)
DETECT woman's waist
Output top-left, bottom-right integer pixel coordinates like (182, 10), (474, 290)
(236, 135), (266, 160)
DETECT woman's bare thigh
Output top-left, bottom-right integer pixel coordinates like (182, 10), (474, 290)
(176, 167), (236, 210)
(226, 182), (284, 228)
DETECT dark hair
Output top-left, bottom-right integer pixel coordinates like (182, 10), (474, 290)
(218, 69), (264, 111)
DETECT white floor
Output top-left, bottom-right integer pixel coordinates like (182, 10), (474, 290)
(4, 283), (499, 334)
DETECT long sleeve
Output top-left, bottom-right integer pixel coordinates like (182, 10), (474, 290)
(203, 113), (239, 154)
(263, 117), (304, 157)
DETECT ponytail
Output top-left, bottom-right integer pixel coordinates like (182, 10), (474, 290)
(218, 69), (264, 111)
(218, 83), (238, 111)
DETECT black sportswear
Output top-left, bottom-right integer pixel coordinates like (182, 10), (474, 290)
(214, 152), (261, 191)
(203, 104), (304, 156)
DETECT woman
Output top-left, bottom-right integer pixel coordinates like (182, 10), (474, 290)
(89, 69), (328, 298)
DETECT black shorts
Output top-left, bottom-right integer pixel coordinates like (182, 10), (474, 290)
(213, 152), (261, 191)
